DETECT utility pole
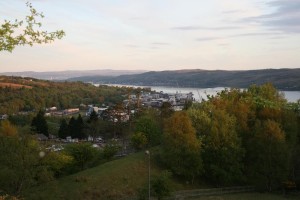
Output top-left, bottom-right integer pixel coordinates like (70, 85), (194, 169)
(145, 150), (150, 200)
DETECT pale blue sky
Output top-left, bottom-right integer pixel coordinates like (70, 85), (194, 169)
(0, 0), (299, 72)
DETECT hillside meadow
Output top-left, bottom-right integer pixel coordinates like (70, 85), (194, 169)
(22, 151), (185, 200)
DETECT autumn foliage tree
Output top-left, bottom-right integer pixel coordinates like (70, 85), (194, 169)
(161, 111), (202, 183)
(248, 119), (288, 191)
(186, 84), (298, 189)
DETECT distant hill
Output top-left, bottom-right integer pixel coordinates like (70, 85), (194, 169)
(0, 69), (147, 80)
(67, 68), (300, 91)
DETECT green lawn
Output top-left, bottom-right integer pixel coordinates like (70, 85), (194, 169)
(23, 151), (183, 200)
(189, 192), (300, 200)
(22, 151), (300, 200)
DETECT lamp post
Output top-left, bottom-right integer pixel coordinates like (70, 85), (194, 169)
(145, 150), (150, 200)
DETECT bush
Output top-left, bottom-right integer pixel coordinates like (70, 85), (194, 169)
(130, 132), (147, 151)
(102, 140), (121, 160)
(64, 143), (101, 171)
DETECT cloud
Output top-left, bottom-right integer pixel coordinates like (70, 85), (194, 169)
(124, 44), (140, 48)
(195, 32), (285, 42)
(196, 37), (221, 42)
(151, 42), (170, 46)
(231, 32), (283, 37)
(244, 0), (300, 33)
(222, 10), (243, 15)
(171, 26), (240, 31)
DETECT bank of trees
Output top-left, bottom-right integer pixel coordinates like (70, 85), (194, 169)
(1, 83), (299, 196)
(0, 76), (132, 115)
(156, 84), (300, 191)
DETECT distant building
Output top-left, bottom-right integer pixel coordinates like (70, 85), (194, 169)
(0, 114), (8, 120)
(63, 108), (80, 115)
(36, 134), (48, 141)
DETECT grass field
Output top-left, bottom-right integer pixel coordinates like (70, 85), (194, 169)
(23, 151), (300, 200)
(189, 192), (300, 200)
(23, 151), (184, 200)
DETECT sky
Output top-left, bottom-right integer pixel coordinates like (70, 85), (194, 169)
(0, 0), (300, 72)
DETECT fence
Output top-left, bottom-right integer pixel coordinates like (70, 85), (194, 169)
(167, 186), (255, 200)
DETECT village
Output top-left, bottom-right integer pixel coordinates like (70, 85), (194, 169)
(0, 89), (195, 154)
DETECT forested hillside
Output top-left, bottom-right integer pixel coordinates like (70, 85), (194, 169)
(0, 76), (129, 114)
(67, 68), (300, 90)
(0, 82), (299, 199)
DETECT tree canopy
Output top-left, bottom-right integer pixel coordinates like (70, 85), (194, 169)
(0, 2), (65, 52)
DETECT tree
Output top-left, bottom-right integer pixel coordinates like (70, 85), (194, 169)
(0, 120), (18, 137)
(58, 118), (69, 139)
(248, 120), (288, 191)
(68, 116), (76, 138)
(130, 132), (148, 151)
(88, 110), (98, 123)
(160, 102), (173, 119)
(102, 140), (121, 160)
(151, 171), (172, 200)
(1, 2), (65, 52)
(31, 110), (48, 136)
(202, 109), (245, 185)
(135, 115), (161, 147)
(0, 126), (66, 195)
(38, 151), (73, 179)
(64, 143), (100, 171)
(75, 114), (85, 139)
(161, 111), (202, 183)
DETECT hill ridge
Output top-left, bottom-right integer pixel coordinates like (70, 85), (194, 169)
(67, 68), (300, 91)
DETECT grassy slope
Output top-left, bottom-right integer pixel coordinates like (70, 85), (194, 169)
(23, 151), (184, 200)
(191, 192), (300, 200)
(23, 151), (299, 200)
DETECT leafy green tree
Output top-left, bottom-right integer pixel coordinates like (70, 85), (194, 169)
(31, 110), (48, 136)
(0, 134), (39, 195)
(64, 143), (100, 171)
(39, 151), (73, 178)
(135, 114), (161, 146)
(160, 102), (174, 119)
(161, 111), (202, 183)
(68, 116), (76, 138)
(248, 120), (288, 191)
(130, 132), (148, 151)
(0, 2), (65, 52)
(88, 110), (98, 123)
(58, 118), (69, 139)
(75, 114), (85, 139)
(0, 124), (65, 195)
(151, 171), (172, 200)
(187, 103), (212, 137)
(102, 140), (121, 160)
(202, 109), (245, 185)
(282, 108), (299, 182)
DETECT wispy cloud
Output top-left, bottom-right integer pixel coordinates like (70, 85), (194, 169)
(196, 32), (285, 42)
(151, 42), (170, 46)
(232, 32), (284, 37)
(124, 44), (140, 48)
(196, 37), (221, 42)
(243, 0), (300, 33)
(171, 25), (240, 31)
(222, 10), (243, 15)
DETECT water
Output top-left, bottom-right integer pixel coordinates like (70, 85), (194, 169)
(150, 86), (300, 103)
(97, 84), (300, 103)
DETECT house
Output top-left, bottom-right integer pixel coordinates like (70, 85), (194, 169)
(36, 134), (48, 141)
(0, 114), (8, 120)
(63, 108), (80, 115)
